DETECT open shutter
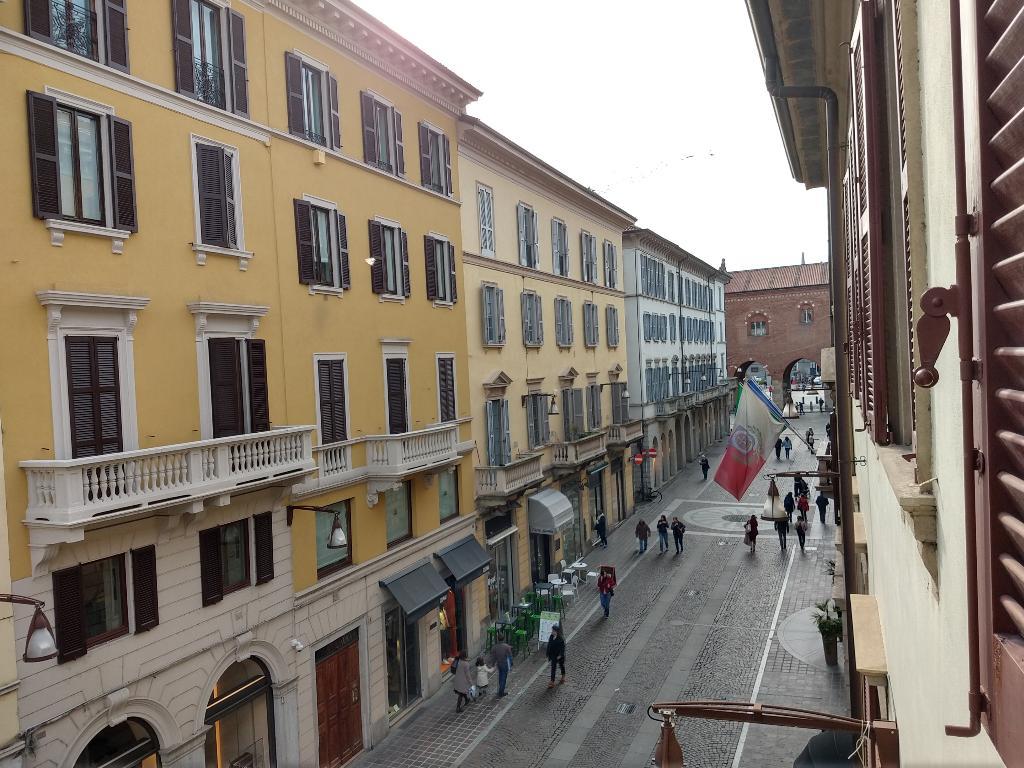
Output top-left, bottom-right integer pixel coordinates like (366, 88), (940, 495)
(401, 230), (411, 297)
(224, 153), (237, 248)
(104, 0), (130, 72)
(228, 11), (248, 117)
(53, 565), (85, 662)
(501, 400), (511, 464)
(496, 287), (506, 344)
(482, 286), (494, 343)
(253, 512), (274, 585)
(246, 338), (270, 432)
(285, 53), (305, 136)
(328, 75), (341, 149)
(551, 219), (560, 273)
(555, 299), (564, 345)
(535, 294), (544, 344)
(360, 92), (377, 164)
(171, 0), (195, 97)
(66, 336), (123, 459)
(208, 338), (243, 438)
(526, 396), (537, 449)
(438, 357), (456, 422)
(574, 389), (584, 437)
(530, 208), (539, 268)
(386, 358), (408, 434)
(394, 109), (405, 176)
(109, 117), (137, 232)
(27, 91), (61, 220)
(448, 242), (457, 302)
(517, 204), (528, 265)
(196, 144), (227, 247)
(443, 134), (452, 196)
(521, 292), (531, 344)
(317, 359), (347, 443)
(25, 0), (52, 42)
(424, 235), (438, 300)
(562, 389), (572, 439)
(368, 220), (384, 293)
(131, 545), (159, 632)
(580, 232), (587, 280)
(419, 123), (432, 188)
(199, 527), (223, 606)
(335, 212), (350, 289)
(294, 200), (315, 284)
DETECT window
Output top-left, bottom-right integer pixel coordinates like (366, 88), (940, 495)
(644, 313), (651, 342)
(521, 291), (544, 347)
(385, 356), (408, 434)
(199, 515), (272, 606)
(481, 284), (506, 346)
(295, 199), (350, 289)
(485, 399), (511, 465)
(207, 337), (269, 438)
(439, 469), (459, 521)
(517, 203), (539, 268)
(670, 316), (677, 343)
(385, 482), (412, 545)
(219, 519), (250, 594)
(606, 306), (620, 347)
(52, 554), (128, 661)
(193, 140), (241, 249)
(581, 231), (598, 283)
(551, 219), (570, 276)
(478, 184), (495, 256)
(368, 220), (409, 297)
(800, 307), (813, 324)
(316, 358), (348, 444)
(418, 123), (452, 196)
(603, 240), (618, 288)
(360, 91), (405, 176)
(749, 320), (768, 337)
(437, 355), (456, 423)
(525, 393), (551, 449)
(172, 0), (248, 114)
(583, 302), (599, 347)
(424, 235), (457, 303)
(554, 297), (574, 347)
(65, 336), (123, 458)
(586, 383), (602, 432)
(610, 382), (629, 424)
(561, 387), (584, 441)
(285, 53), (339, 148)
(203, 659), (274, 768)
(27, 0), (130, 69)
(317, 501), (351, 576)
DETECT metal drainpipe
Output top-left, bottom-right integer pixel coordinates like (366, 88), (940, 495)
(764, 59), (860, 719)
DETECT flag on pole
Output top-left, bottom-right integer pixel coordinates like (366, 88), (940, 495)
(714, 378), (785, 500)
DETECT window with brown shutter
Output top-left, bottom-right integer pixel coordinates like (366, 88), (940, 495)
(438, 357), (456, 423)
(294, 199), (315, 285)
(246, 338), (269, 432)
(53, 554), (128, 661)
(418, 123), (451, 196)
(195, 142), (237, 248)
(27, 91), (61, 220)
(360, 91), (404, 176)
(386, 358), (408, 434)
(424, 235), (438, 300)
(66, 336), (123, 459)
(369, 219), (385, 293)
(199, 526), (223, 605)
(253, 512), (274, 585)
(336, 211), (350, 289)
(131, 545), (159, 632)
(317, 358), (348, 444)
(52, 565), (85, 663)
(228, 10), (248, 117)
(171, 0), (196, 97)
(109, 116), (137, 232)
(104, 0), (130, 72)
(173, 0), (245, 111)
(199, 519), (251, 606)
(401, 230), (411, 297)
(208, 337), (244, 438)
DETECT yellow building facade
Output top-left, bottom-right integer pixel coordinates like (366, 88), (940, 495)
(457, 119), (639, 623)
(0, 2), (481, 765)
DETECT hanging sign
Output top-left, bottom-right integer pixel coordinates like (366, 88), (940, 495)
(538, 610), (561, 643)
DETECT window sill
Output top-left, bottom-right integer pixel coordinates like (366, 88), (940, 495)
(432, 300), (454, 310)
(309, 285), (345, 297)
(379, 294), (406, 304)
(482, 342), (506, 349)
(46, 219), (131, 254)
(192, 243), (254, 271)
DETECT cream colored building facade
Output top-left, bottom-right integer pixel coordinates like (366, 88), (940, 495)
(457, 118), (638, 620)
(0, 422), (22, 768)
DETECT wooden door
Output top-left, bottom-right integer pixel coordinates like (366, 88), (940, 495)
(316, 638), (363, 767)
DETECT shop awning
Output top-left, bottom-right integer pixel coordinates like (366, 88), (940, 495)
(528, 488), (574, 535)
(435, 536), (490, 588)
(379, 560), (450, 622)
(587, 461), (610, 475)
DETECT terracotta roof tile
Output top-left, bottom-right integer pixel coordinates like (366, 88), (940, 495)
(725, 262), (829, 293)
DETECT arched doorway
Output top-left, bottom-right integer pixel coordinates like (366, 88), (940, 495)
(668, 429), (676, 475)
(782, 357), (821, 413)
(674, 423), (684, 469)
(659, 432), (668, 484)
(204, 658), (275, 768)
(74, 718), (160, 767)
(650, 436), (659, 488)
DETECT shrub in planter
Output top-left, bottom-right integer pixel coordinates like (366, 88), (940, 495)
(812, 600), (843, 666)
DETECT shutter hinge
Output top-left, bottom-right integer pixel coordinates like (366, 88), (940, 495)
(960, 359), (981, 382)
(913, 285), (960, 388)
(954, 213), (978, 237)
(972, 448), (985, 473)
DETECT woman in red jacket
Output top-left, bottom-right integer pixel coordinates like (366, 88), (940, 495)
(744, 515), (759, 554)
(597, 566), (617, 618)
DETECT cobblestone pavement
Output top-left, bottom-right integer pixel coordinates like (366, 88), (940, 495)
(349, 405), (848, 768)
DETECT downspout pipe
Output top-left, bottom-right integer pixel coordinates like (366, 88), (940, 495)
(764, 58), (860, 719)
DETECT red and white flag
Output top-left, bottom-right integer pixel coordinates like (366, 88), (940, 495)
(714, 380), (785, 500)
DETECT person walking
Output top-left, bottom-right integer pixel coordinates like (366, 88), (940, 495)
(475, 657), (495, 695)
(775, 437), (783, 460)
(783, 491), (795, 522)
(656, 515), (670, 554)
(635, 518), (651, 554)
(795, 515), (808, 551)
(806, 428), (815, 452)
(546, 625), (566, 688)
(819, 398), (825, 412)
(793, 474), (808, 497)
(671, 516), (686, 554)
(816, 492), (830, 525)
(699, 454), (710, 480)
(488, 634), (514, 697)
(597, 566), (616, 618)
(595, 512), (608, 548)
(825, 422), (833, 442)
(783, 436), (793, 460)
(797, 492), (810, 520)
(453, 650), (474, 712)
(744, 514), (759, 553)
(775, 517), (790, 550)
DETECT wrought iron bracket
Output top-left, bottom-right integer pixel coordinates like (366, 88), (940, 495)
(913, 285), (960, 388)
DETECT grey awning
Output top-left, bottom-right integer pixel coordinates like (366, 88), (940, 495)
(528, 488), (574, 535)
(435, 535), (490, 588)
(379, 560), (450, 622)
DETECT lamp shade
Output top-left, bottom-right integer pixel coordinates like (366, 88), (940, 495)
(761, 478), (787, 522)
(782, 401), (799, 418)
(548, 397), (559, 416)
(327, 512), (348, 549)
(621, 389), (631, 400)
(24, 605), (57, 662)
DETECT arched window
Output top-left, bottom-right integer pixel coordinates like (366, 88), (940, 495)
(204, 658), (274, 768)
(798, 303), (814, 324)
(75, 718), (160, 768)
(749, 312), (769, 336)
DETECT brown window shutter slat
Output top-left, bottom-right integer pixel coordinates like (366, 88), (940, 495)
(318, 359), (347, 443)
(368, 220), (384, 293)
(253, 512), (274, 584)
(25, 0), (52, 41)
(328, 74), (341, 149)
(294, 199), (315, 284)
(360, 92), (377, 164)
(336, 211), (350, 289)
(108, 116), (137, 232)
(424, 235), (437, 300)
(448, 242), (457, 302)
(208, 338), (243, 438)
(419, 122), (431, 189)
(199, 527), (224, 606)
(53, 565), (85, 662)
(66, 336), (123, 459)
(196, 143), (227, 247)
(171, 0), (195, 97)
(443, 134), (452, 196)
(229, 10), (248, 117)
(386, 358), (408, 434)
(104, 0), (130, 72)
(394, 109), (405, 176)
(27, 91), (61, 220)
(438, 358), (456, 422)
(93, 337), (123, 455)
(224, 152), (237, 248)
(285, 52), (304, 136)
(246, 338), (270, 432)
(131, 545), (159, 632)
(401, 230), (411, 297)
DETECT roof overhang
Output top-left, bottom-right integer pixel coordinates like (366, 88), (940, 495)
(622, 228), (728, 283)
(744, 0), (857, 189)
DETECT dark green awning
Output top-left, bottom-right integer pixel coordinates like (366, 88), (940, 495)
(435, 535), (490, 588)
(380, 560), (450, 622)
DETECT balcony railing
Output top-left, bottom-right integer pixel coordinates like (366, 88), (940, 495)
(552, 431), (607, 468)
(476, 453), (544, 498)
(52, 0), (98, 60)
(656, 400), (672, 416)
(365, 423), (458, 478)
(607, 420), (644, 446)
(22, 426), (315, 527)
(194, 57), (226, 109)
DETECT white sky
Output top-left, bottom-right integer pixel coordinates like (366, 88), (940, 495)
(355, 0), (827, 273)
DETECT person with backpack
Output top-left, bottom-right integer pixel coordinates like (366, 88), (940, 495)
(797, 493), (811, 520)
(635, 518), (651, 554)
(656, 515), (670, 553)
(783, 491), (796, 522)
(783, 436), (793, 460)
(699, 454), (710, 480)
(816, 492), (830, 525)
(546, 625), (566, 688)
(795, 515), (808, 551)
(775, 517), (790, 550)
(671, 516), (686, 554)
(597, 566), (616, 618)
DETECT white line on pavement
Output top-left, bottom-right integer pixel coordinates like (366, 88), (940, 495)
(664, 498), (683, 513)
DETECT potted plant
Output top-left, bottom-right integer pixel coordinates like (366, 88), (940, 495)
(812, 600), (843, 666)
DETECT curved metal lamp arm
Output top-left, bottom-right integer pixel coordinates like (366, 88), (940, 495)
(0, 594), (44, 608)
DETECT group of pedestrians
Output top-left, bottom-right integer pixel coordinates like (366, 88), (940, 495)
(774, 435), (794, 461)
(635, 514), (686, 555)
(452, 636), (515, 712)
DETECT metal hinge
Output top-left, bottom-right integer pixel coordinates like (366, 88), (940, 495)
(954, 213), (978, 237)
(973, 449), (985, 474)
(960, 359), (982, 382)
(913, 285), (960, 388)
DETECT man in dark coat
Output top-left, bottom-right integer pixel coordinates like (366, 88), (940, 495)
(546, 625), (566, 688)
(595, 512), (608, 548)
(775, 437), (783, 460)
(699, 454), (710, 480)
(775, 518), (790, 550)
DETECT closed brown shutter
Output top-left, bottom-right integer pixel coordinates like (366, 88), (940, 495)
(171, 0), (195, 97)
(131, 545), (159, 632)
(253, 512), (274, 584)
(360, 92), (377, 164)
(386, 358), (408, 434)
(228, 10), (248, 117)
(208, 338), (243, 438)
(199, 527), (223, 606)
(424, 235), (438, 300)
(443, 134), (452, 196)
(368, 220), (384, 293)
(224, 152), (237, 248)
(25, 0), (52, 42)
(246, 338), (270, 432)
(109, 116), (137, 232)
(401, 230), (411, 297)
(448, 242), (457, 302)
(336, 211), (350, 289)
(66, 336), (123, 459)
(317, 359), (348, 444)
(328, 75), (340, 149)
(196, 143), (227, 247)
(419, 123), (432, 189)
(53, 565), (85, 662)
(394, 109), (405, 176)
(294, 199), (315, 284)
(438, 357), (456, 422)
(27, 91), (61, 220)
(285, 52), (304, 137)
(104, 0), (129, 72)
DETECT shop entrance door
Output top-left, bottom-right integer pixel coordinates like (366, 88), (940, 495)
(316, 631), (363, 767)
(613, 462), (627, 522)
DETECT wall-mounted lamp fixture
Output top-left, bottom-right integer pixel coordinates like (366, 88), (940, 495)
(521, 392), (559, 416)
(0, 595), (57, 662)
(286, 505), (347, 549)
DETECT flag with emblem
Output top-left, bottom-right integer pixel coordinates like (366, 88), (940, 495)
(714, 379), (785, 500)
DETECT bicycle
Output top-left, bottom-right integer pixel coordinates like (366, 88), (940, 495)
(635, 486), (663, 504)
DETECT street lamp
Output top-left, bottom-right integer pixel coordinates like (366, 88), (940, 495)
(521, 392), (560, 416)
(760, 478), (787, 522)
(286, 505), (348, 549)
(0, 595), (57, 662)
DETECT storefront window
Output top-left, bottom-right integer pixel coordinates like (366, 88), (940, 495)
(439, 469), (459, 521)
(74, 718), (160, 767)
(316, 500), (351, 577)
(439, 587), (465, 673)
(385, 483), (412, 546)
(220, 520), (250, 594)
(487, 535), (515, 621)
(384, 606), (420, 716)
(81, 554), (127, 644)
(588, 470), (605, 544)
(560, 482), (582, 566)
(203, 658), (274, 768)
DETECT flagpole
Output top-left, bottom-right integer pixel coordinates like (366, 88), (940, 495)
(744, 378), (813, 450)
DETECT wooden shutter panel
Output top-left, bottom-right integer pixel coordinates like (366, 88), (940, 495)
(448, 242), (457, 302)
(526, 396), (537, 449)
(208, 338), (243, 438)
(443, 134), (452, 196)
(419, 123), (432, 188)
(196, 144), (227, 247)
(521, 292), (531, 344)
(501, 400), (511, 464)
(386, 358), (408, 434)
(253, 512), (274, 585)
(394, 109), (405, 176)
(131, 545), (159, 632)
(424, 235), (438, 300)
(438, 357), (456, 422)
(294, 199), (315, 284)
(25, 0), (52, 42)
(199, 527), (224, 606)
(53, 565), (85, 662)
(368, 220), (384, 293)
(171, 0), (195, 97)
(246, 338), (270, 432)
(66, 336), (123, 459)
(27, 91), (61, 220)
(496, 287), (506, 344)
(109, 116), (137, 232)
(328, 75), (341, 149)
(360, 92), (377, 164)
(317, 359), (346, 444)
(517, 204), (528, 265)
(228, 11), (248, 117)
(224, 152), (237, 247)
(335, 211), (351, 289)
(104, 0), (130, 72)
(401, 230), (411, 297)
(285, 53), (305, 136)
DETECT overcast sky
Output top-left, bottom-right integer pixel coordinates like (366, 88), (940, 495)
(356, 0), (827, 274)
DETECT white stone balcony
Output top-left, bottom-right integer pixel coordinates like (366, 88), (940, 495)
(552, 431), (607, 468)
(607, 420), (644, 446)
(475, 453), (545, 498)
(22, 426), (316, 532)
